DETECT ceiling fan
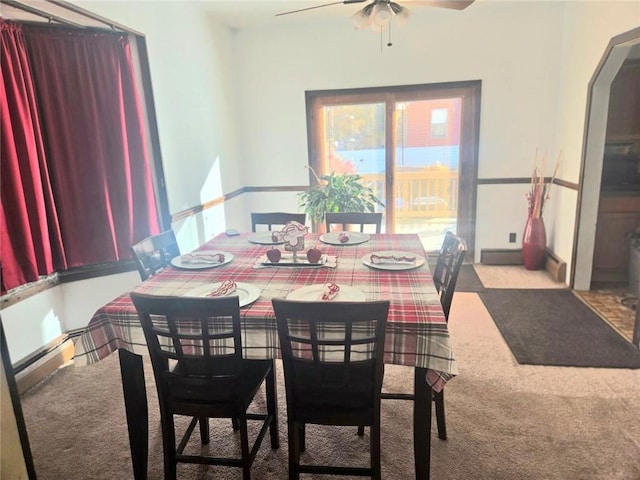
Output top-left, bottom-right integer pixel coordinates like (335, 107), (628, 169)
(276, 0), (474, 33)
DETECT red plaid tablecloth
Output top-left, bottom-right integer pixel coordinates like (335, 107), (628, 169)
(74, 233), (458, 391)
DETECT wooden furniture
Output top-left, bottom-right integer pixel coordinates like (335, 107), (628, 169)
(381, 231), (466, 442)
(130, 230), (180, 281)
(76, 233), (457, 480)
(429, 231), (466, 440)
(250, 212), (306, 232)
(130, 293), (279, 480)
(272, 299), (389, 480)
(325, 212), (382, 233)
(1, 320), (37, 480)
(606, 59), (640, 141)
(634, 301), (640, 348)
(433, 231), (467, 321)
(592, 195), (640, 283)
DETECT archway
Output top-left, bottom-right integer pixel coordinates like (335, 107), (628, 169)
(572, 27), (640, 291)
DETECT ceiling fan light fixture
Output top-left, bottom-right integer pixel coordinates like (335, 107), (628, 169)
(371, 2), (393, 29)
(395, 5), (410, 26)
(351, 8), (371, 30)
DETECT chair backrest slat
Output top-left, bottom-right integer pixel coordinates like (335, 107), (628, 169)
(130, 230), (180, 281)
(325, 212), (382, 234)
(251, 212), (306, 232)
(130, 293), (243, 404)
(432, 231), (467, 320)
(272, 299), (389, 421)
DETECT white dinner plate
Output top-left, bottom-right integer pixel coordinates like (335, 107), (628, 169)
(170, 251), (233, 270)
(361, 250), (426, 271)
(319, 232), (371, 246)
(248, 232), (284, 245)
(184, 282), (260, 307)
(286, 284), (366, 302)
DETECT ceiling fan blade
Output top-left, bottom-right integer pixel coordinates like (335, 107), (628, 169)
(406, 0), (474, 10)
(276, 0), (368, 17)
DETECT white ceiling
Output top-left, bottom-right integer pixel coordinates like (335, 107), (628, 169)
(0, 0), (348, 29)
(196, 1), (371, 29)
(0, 0), (480, 30)
(196, 0), (472, 29)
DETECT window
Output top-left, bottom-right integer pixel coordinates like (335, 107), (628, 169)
(1, 21), (162, 292)
(306, 82), (481, 254)
(430, 108), (448, 139)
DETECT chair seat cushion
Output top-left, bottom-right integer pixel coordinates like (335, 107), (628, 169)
(167, 360), (270, 409)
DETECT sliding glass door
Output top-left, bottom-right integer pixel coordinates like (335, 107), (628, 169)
(320, 101), (387, 225)
(306, 82), (480, 254)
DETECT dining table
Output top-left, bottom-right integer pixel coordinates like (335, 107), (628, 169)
(74, 231), (458, 480)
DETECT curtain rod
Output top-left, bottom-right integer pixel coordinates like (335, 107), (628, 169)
(0, 0), (142, 36)
(46, 0), (141, 35)
(1, 0), (86, 29)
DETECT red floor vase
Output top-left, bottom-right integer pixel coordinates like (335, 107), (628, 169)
(522, 216), (546, 270)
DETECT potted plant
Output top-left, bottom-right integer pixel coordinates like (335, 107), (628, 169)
(298, 166), (383, 228)
(628, 228), (640, 295)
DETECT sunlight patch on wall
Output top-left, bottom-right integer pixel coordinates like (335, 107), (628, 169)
(41, 309), (63, 344)
(173, 156), (227, 250)
(174, 216), (201, 254)
(201, 156), (226, 240)
(201, 156), (224, 202)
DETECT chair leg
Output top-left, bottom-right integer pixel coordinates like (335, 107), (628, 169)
(299, 423), (306, 452)
(163, 414), (177, 480)
(199, 417), (210, 444)
(239, 415), (251, 480)
(434, 389), (447, 440)
(266, 361), (279, 449)
(288, 421), (301, 480)
(357, 425), (365, 436)
(370, 419), (382, 480)
(232, 418), (239, 431)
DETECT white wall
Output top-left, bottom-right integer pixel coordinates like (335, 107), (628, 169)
(231, 1), (638, 264)
(76, 0), (639, 264)
(1, 272), (140, 362)
(1, 287), (64, 363)
(76, 1), (244, 220)
(232, 1), (567, 261)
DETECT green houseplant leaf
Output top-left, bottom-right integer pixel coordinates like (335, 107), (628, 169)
(298, 167), (383, 224)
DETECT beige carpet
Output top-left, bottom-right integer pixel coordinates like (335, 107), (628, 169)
(473, 264), (564, 289)
(20, 292), (640, 479)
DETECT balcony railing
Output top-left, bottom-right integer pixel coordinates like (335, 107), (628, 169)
(360, 168), (458, 220)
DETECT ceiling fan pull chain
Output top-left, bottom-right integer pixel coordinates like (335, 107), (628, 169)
(387, 20), (393, 47)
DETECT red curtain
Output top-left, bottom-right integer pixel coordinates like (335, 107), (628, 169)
(22, 26), (159, 268)
(1, 20), (66, 292)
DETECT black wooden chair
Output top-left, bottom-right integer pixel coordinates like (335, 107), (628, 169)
(325, 212), (382, 234)
(251, 212), (306, 232)
(130, 230), (180, 281)
(381, 231), (466, 442)
(130, 293), (279, 480)
(272, 299), (389, 480)
(432, 231), (467, 321)
(430, 231), (466, 439)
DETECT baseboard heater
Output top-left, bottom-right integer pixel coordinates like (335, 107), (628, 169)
(480, 248), (566, 283)
(13, 333), (76, 395)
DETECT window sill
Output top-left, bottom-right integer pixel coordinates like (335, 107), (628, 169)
(1, 261), (137, 309)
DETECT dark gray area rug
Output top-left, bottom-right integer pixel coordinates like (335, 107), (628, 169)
(478, 289), (640, 368)
(455, 264), (485, 292)
(427, 261), (485, 292)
